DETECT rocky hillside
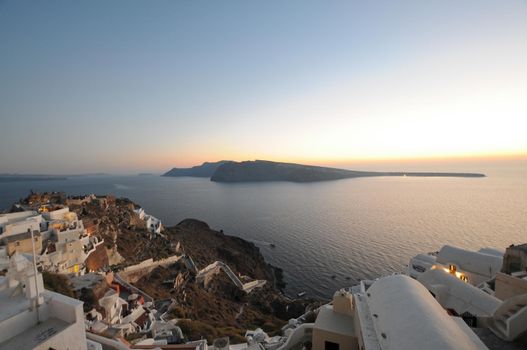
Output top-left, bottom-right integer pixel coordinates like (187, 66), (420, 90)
(133, 219), (315, 341)
(18, 192), (316, 342)
(167, 219), (280, 284)
(68, 196), (174, 265)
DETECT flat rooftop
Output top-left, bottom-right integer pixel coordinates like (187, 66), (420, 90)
(0, 317), (70, 350)
(314, 305), (355, 335)
(0, 284), (31, 323)
(0, 211), (39, 225)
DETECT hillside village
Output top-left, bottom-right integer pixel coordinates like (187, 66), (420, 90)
(0, 192), (526, 349)
(0, 192), (314, 346)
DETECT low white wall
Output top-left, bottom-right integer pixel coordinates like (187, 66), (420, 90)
(277, 323), (314, 350)
(41, 322), (87, 350)
(122, 255), (181, 274)
(0, 309), (37, 344)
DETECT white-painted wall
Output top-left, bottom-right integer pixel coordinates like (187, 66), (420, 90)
(0, 255), (87, 349)
(43, 207), (70, 221)
(1, 218), (41, 238)
(365, 275), (488, 350)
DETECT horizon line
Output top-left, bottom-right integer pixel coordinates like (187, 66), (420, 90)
(2, 152), (526, 176)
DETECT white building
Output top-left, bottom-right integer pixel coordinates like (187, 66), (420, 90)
(38, 207), (104, 275)
(134, 207), (163, 238)
(407, 245), (504, 286)
(145, 215), (163, 236)
(418, 268), (501, 318)
(0, 206), (104, 275)
(0, 211), (42, 238)
(418, 268), (527, 342)
(0, 253), (88, 349)
(273, 274), (488, 350)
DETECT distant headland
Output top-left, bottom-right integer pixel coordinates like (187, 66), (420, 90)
(163, 160), (486, 183)
(162, 161), (232, 178)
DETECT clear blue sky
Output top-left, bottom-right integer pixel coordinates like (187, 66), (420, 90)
(1, 1), (526, 173)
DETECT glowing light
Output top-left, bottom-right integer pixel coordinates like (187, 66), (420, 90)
(443, 267), (468, 282)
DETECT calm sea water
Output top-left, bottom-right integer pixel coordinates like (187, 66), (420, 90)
(1, 161), (526, 299)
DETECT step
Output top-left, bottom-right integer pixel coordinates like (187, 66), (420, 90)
(509, 305), (521, 312)
(504, 311), (515, 318)
(494, 319), (507, 334)
(489, 325), (506, 339)
(505, 305), (527, 318)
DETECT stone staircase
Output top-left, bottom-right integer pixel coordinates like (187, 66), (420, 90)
(196, 261), (266, 292)
(490, 294), (527, 341)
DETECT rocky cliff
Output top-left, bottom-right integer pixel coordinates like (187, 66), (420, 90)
(131, 219), (316, 342)
(163, 161), (232, 177)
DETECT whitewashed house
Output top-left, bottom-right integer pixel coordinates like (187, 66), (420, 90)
(134, 207), (163, 238)
(262, 275), (488, 350)
(0, 211), (42, 238)
(407, 245), (504, 286)
(0, 253), (89, 349)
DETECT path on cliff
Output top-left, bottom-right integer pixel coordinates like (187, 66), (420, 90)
(196, 261), (266, 292)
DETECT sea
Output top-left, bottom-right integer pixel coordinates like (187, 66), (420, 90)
(1, 160), (526, 299)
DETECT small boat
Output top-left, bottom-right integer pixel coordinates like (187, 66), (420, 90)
(270, 243), (276, 248)
(345, 276), (351, 280)
(297, 291), (306, 297)
(331, 275), (336, 279)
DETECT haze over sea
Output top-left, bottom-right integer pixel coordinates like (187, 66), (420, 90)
(1, 160), (526, 299)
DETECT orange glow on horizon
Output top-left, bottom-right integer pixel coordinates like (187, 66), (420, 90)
(139, 150), (527, 171)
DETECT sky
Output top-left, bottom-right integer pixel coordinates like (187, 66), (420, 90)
(1, 0), (526, 174)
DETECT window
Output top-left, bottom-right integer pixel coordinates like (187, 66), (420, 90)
(412, 264), (426, 273)
(325, 341), (339, 350)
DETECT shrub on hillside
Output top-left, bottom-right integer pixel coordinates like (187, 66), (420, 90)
(42, 271), (75, 298)
(177, 319), (245, 344)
